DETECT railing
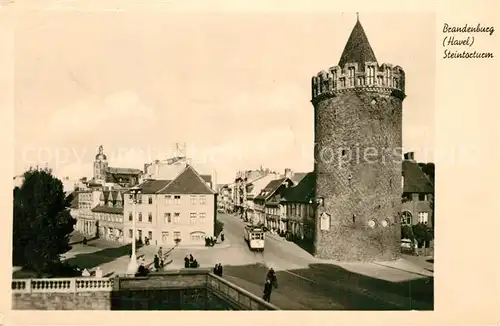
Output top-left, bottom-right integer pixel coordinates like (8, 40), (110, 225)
(12, 277), (114, 293)
(206, 273), (279, 310)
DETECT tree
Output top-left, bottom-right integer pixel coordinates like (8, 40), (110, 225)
(13, 167), (76, 273)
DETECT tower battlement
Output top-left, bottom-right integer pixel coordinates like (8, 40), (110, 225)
(311, 63), (406, 104)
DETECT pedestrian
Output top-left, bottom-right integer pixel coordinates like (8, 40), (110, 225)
(262, 279), (272, 302)
(221, 232), (225, 242)
(158, 246), (163, 259)
(267, 268), (278, 289)
(82, 237), (87, 246)
(413, 238), (419, 256)
(217, 263), (223, 277)
(154, 254), (160, 271)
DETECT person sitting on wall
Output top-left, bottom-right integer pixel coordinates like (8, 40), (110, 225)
(191, 259), (199, 268)
(217, 263), (223, 277)
(189, 254), (194, 262)
(184, 256), (190, 268)
(213, 263), (219, 274)
(136, 264), (149, 277)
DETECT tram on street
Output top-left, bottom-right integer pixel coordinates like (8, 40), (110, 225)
(244, 225), (265, 251)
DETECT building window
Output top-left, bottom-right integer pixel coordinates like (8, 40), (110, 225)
(386, 68), (392, 86)
(174, 231), (181, 240)
(148, 231), (153, 240)
(165, 212), (171, 223)
(190, 213), (197, 224)
(340, 77), (346, 87)
(199, 212), (206, 224)
(174, 195), (181, 205)
(165, 195), (172, 205)
(129, 229), (133, 238)
(377, 75), (383, 86)
(190, 195), (197, 205)
(174, 212), (180, 223)
(332, 70), (337, 88)
(138, 212), (143, 222)
(148, 196), (153, 204)
(418, 212), (429, 224)
(148, 212), (153, 223)
(418, 193), (428, 201)
(199, 195), (206, 205)
(162, 232), (169, 242)
(401, 211), (412, 225)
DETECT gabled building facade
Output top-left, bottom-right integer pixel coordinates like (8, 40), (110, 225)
(92, 190), (126, 242)
(253, 177), (294, 229)
(401, 152), (434, 228)
(123, 165), (217, 247)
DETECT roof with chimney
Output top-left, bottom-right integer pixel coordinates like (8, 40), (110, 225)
(403, 160), (434, 194)
(281, 172), (316, 203)
(158, 165), (216, 195)
(338, 18), (377, 70)
(254, 177), (291, 201)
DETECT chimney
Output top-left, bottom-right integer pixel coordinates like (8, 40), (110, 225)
(404, 152), (415, 161)
(284, 168), (292, 178)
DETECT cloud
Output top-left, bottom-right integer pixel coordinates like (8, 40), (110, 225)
(48, 90), (155, 141)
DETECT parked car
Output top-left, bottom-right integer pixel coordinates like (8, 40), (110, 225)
(400, 238), (413, 253)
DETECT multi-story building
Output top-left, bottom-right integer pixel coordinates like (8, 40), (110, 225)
(123, 165), (217, 247)
(401, 152), (434, 228)
(280, 172), (316, 240)
(91, 190), (126, 242)
(74, 190), (101, 236)
(253, 177), (294, 228)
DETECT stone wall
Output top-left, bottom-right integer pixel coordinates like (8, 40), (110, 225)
(13, 291), (111, 310)
(313, 90), (403, 261)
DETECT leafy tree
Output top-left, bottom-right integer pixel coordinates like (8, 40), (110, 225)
(401, 224), (415, 240)
(13, 167), (76, 273)
(412, 222), (433, 248)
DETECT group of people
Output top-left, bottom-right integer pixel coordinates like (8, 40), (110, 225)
(205, 232), (224, 247)
(263, 268), (279, 303)
(184, 254), (199, 268)
(213, 263), (224, 276)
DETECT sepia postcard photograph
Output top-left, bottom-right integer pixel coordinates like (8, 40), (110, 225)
(1, 0), (498, 325)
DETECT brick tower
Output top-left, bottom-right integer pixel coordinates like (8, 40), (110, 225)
(311, 17), (406, 261)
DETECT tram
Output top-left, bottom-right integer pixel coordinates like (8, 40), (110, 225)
(244, 225), (265, 251)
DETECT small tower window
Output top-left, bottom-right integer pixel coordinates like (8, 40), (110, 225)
(332, 70), (337, 88)
(377, 76), (383, 86)
(386, 68), (392, 87)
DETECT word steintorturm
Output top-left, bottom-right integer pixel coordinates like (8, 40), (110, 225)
(443, 23), (494, 36)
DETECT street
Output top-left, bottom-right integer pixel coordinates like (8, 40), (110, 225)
(216, 213), (434, 310)
(59, 213), (433, 310)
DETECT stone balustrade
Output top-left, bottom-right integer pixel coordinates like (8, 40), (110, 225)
(12, 270), (279, 310)
(207, 273), (279, 310)
(12, 277), (114, 293)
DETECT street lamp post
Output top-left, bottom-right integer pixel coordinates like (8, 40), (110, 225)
(126, 186), (141, 276)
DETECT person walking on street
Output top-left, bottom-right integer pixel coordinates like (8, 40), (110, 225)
(154, 254), (160, 271)
(266, 268), (278, 289)
(263, 279), (273, 302)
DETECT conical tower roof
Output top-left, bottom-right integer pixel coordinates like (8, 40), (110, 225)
(338, 18), (377, 69)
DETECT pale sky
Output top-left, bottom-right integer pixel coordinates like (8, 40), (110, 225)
(14, 11), (435, 183)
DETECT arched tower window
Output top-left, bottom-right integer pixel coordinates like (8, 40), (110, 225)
(367, 66), (375, 85)
(386, 68), (392, 87)
(348, 67), (355, 87)
(377, 75), (383, 86)
(331, 70), (337, 88)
